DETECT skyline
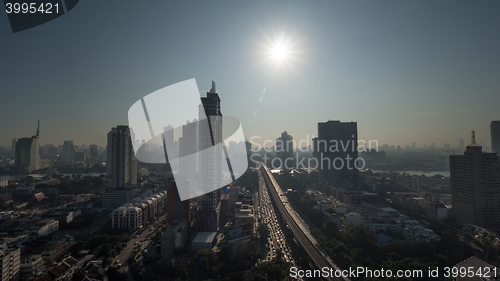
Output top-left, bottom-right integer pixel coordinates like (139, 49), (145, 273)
(1, 0), (500, 148)
(5, 119), (499, 151)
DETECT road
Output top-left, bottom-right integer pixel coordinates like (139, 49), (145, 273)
(110, 213), (167, 280)
(257, 170), (296, 265)
(260, 164), (350, 281)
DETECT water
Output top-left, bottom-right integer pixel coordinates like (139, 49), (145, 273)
(0, 173), (105, 181)
(371, 170), (450, 178)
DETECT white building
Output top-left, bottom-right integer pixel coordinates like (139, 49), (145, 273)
(0, 180), (8, 188)
(0, 243), (21, 281)
(30, 219), (58, 237)
(111, 205), (142, 230)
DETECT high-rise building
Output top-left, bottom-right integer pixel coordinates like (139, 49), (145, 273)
(62, 140), (75, 162)
(316, 120), (358, 184)
(245, 140), (254, 168)
(491, 121), (500, 155)
(198, 81), (223, 231)
(459, 138), (465, 152)
(74, 151), (87, 162)
(166, 181), (190, 223)
(179, 121), (197, 179)
(11, 138), (16, 159)
(15, 122), (39, 173)
(107, 125), (137, 188)
(0, 243), (21, 281)
(89, 144), (99, 162)
(276, 131), (294, 170)
(450, 135), (500, 231)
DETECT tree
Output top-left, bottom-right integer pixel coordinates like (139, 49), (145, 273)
(342, 224), (377, 251)
(322, 220), (338, 239)
(257, 223), (269, 244)
(69, 240), (85, 256)
(106, 266), (126, 281)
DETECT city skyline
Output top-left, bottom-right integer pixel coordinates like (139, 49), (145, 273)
(3, 119), (500, 151)
(1, 1), (500, 148)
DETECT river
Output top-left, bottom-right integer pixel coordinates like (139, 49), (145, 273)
(371, 170), (450, 177)
(0, 173), (105, 181)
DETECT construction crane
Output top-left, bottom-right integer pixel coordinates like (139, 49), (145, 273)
(469, 130), (479, 146)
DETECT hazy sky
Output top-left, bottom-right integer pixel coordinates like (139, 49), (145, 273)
(1, 0), (499, 149)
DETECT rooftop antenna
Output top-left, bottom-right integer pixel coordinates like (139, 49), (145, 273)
(470, 130), (478, 146)
(36, 120), (40, 138)
(210, 81), (216, 93)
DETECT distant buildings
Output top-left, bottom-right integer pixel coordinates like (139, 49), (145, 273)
(15, 122), (40, 173)
(459, 138), (465, 152)
(62, 140), (75, 162)
(107, 125), (137, 188)
(88, 144), (99, 162)
(450, 140), (500, 231)
(178, 120), (197, 182)
(360, 149), (386, 163)
(316, 120), (358, 184)
(11, 138), (16, 159)
(276, 131), (294, 170)
(491, 120), (500, 155)
(342, 206), (440, 242)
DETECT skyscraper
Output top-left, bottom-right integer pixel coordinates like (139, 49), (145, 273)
(459, 138), (465, 152)
(15, 122), (39, 173)
(198, 81), (223, 231)
(167, 181), (190, 223)
(107, 125), (137, 188)
(178, 120), (197, 179)
(89, 144), (99, 162)
(276, 131), (294, 170)
(11, 138), (16, 159)
(491, 121), (500, 155)
(450, 134), (500, 231)
(62, 140), (75, 162)
(316, 120), (358, 184)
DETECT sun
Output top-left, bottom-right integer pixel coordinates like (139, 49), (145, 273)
(257, 33), (300, 71)
(272, 45), (288, 60)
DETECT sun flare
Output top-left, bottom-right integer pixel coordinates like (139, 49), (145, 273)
(272, 45), (288, 60)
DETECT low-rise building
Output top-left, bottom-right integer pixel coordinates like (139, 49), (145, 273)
(111, 204), (142, 230)
(20, 253), (44, 281)
(30, 219), (59, 237)
(191, 232), (217, 251)
(34, 256), (77, 281)
(102, 189), (133, 209)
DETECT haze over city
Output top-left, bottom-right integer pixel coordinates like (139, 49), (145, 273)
(1, 0), (500, 148)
